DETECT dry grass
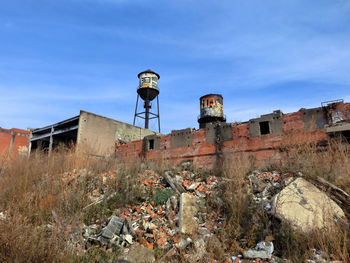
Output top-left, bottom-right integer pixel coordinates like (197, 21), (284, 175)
(0, 138), (349, 262)
(0, 145), (144, 262)
(213, 137), (350, 262)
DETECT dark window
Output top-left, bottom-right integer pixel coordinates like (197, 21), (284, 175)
(149, 139), (154, 150)
(259, 121), (270, 135)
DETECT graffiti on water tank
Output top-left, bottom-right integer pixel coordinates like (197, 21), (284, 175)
(200, 97), (223, 118)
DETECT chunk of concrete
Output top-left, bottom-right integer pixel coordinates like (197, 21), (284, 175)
(179, 193), (199, 235)
(117, 244), (155, 263)
(272, 178), (345, 232)
(102, 216), (124, 239)
(243, 241), (273, 259)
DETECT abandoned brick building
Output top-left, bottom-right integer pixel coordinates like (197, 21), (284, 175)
(115, 97), (350, 168)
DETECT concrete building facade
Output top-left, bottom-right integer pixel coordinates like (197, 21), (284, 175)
(30, 110), (160, 156)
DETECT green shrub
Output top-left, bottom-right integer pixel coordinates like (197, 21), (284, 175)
(149, 188), (173, 205)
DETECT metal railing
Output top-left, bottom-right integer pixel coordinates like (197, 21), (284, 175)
(321, 99), (344, 108)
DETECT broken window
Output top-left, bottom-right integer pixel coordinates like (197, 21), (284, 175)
(259, 121), (270, 135)
(149, 139), (154, 150)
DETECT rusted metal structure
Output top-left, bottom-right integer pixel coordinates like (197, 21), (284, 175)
(133, 69), (161, 132)
(198, 94), (226, 129)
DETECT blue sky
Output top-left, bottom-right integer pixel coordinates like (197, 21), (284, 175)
(1, 0), (350, 134)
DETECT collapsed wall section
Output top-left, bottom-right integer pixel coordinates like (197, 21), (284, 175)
(249, 110), (283, 138)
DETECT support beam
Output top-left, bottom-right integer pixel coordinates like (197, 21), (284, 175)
(28, 131), (32, 158)
(8, 133), (15, 156)
(31, 125), (78, 141)
(48, 125), (54, 156)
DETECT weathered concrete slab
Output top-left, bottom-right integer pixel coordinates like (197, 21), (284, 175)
(243, 241), (274, 259)
(325, 122), (350, 133)
(272, 178), (345, 232)
(179, 193), (199, 235)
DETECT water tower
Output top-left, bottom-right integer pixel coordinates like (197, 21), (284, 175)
(198, 94), (226, 129)
(133, 69), (161, 132)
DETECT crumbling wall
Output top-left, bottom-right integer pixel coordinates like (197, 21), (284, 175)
(116, 104), (349, 168)
(143, 134), (161, 152)
(302, 107), (327, 131)
(171, 128), (194, 148)
(77, 111), (157, 156)
(249, 110), (283, 138)
(205, 123), (233, 144)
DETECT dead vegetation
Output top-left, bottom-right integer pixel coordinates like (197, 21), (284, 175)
(0, 139), (349, 262)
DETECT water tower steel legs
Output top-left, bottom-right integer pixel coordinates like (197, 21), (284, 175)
(144, 100), (150, 129)
(157, 95), (160, 133)
(133, 95), (160, 133)
(133, 94), (139, 126)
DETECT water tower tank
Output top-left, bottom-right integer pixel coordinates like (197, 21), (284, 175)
(137, 69), (160, 101)
(198, 94), (225, 129)
(133, 69), (161, 132)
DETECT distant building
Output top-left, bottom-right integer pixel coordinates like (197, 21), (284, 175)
(29, 110), (160, 157)
(0, 127), (30, 157)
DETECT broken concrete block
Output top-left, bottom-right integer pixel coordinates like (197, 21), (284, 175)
(102, 216), (124, 239)
(272, 178), (345, 232)
(175, 237), (192, 249)
(243, 241), (273, 259)
(124, 234), (133, 244)
(82, 224), (99, 239)
(179, 193), (199, 235)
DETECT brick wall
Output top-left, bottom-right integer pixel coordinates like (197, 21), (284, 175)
(115, 103), (350, 168)
(0, 128), (30, 157)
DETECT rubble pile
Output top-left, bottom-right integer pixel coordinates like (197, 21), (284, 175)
(57, 167), (348, 262)
(247, 170), (291, 215)
(78, 168), (223, 261)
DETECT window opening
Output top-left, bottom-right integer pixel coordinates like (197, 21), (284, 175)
(149, 139), (154, 150)
(259, 121), (270, 135)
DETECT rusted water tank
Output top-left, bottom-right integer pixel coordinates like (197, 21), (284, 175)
(198, 94), (225, 129)
(134, 69), (161, 131)
(137, 69), (160, 101)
